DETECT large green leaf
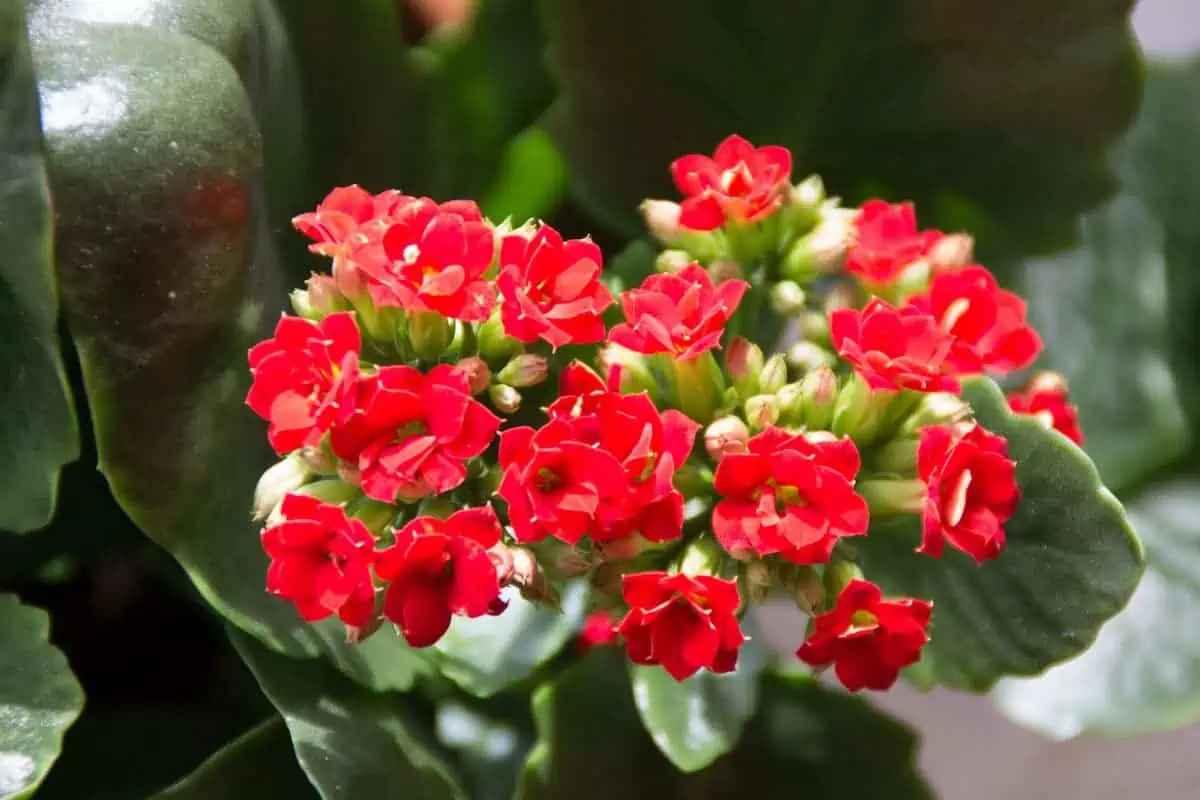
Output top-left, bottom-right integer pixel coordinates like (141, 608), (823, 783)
(992, 477), (1200, 738)
(539, 0), (1141, 255)
(29, 2), (428, 692)
(628, 634), (768, 773)
(858, 377), (1143, 690)
(231, 631), (468, 800)
(0, 0), (77, 533)
(152, 718), (316, 799)
(517, 649), (930, 799)
(0, 594), (84, 800)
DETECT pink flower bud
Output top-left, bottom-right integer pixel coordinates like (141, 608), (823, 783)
(498, 353), (549, 389)
(488, 383), (522, 414)
(705, 416), (750, 461)
(927, 233), (975, 271)
(641, 199), (683, 242)
(455, 357), (491, 395)
(725, 337), (764, 396)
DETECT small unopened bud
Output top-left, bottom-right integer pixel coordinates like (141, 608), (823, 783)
(292, 273), (343, 321)
(351, 500), (398, 536)
(927, 233), (975, 271)
(798, 367), (838, 429)
(488, 383), (522, 414)
(744, 394), (781, 429)
(655, 249), (693, 274)
(781, 211), (854, 280)
(641, 199), (683, 242)
(798, 310), (829, 344)
(498, 353), (549, 389)
(510, 548), (538, 587)
(296, 446), (335, 475)
(477, 313), (521, 363)
(776, 382), (805, 425)
(794, 567), (824, 613)
(786, 340), (835, 372)
(759, 354), (789, 395)
(769, 281), (807, 316)
(856, 478), (925, 517)
(705, 416), (750, 461)
(822, 283), (859, 314)
(455, 357), (491, 395)
(726, 337), (764, 397)
(823, 560), (864, 604)
(790, 175), (825, 213)
(592, 562), (624, 597)
(707, 259), (744, 284)
(597, 344), (657, 396)
(489, 543), (516, 585)
(901, 391), (971, 434)
(595, 536), (647, 562)
(407, 310), (454, 360)
(253, 454), (313, 521)
(264, 478), (358, 527)
(1026, 370), (1069, 395)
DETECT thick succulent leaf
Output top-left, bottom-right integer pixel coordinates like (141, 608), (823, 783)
(858, 377), (1143, 690)
(232, 631), (468, 800)
(28, 4), (427, 692)
(0, 594), (84, 800)
(152, 717), (316, 799)
(539, 0), (1141, 254)
(516, 649), (930, 799)
(0, 0), (78, 533)
(993, 478), (1200, 738)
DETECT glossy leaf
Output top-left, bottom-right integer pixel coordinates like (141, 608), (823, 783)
(435, 701), (531, 800)
(28, 3), (428, 692)
(993, 478), (1200, 738)
(628, 634), (768, 773)
(152, 717), (316, 799)
(539, 0), (1141, 254)
(858, 377), (1143, 690)
(0, 0), (78, 533)
(232, 631), (468, 800)
(517, 649), (930, 799)
(433, 583), (587, 698)
(0, 594), (84, 800)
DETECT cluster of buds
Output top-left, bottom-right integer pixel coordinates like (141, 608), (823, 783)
(248, 134), (1084, 692)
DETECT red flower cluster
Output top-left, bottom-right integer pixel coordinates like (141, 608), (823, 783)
(1008, 373), (1084, 445)
(845, 200), (943, 284)
(670, 134), (792, 231)
(830, 299), (960, 393)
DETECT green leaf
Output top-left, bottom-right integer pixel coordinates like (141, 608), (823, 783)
(480, 126), (568, 224)
(628, 635), (768, 773)
(0, 594), (84, 800)
(231, 630), (468, 800)
(517, 649), (930, 799)
(152, 718), (316, 799)
(539, 0), (1141, 254)
(858, 377), (1143, 690)
(992, 477), (1200, 738)
(434, 701), (531, 800)
(29, 3), (428, 692)
(434, 582), (587, 698)
(0, 0), (78, 533)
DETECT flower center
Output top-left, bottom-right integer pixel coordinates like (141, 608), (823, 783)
(535, 467), (561, 493)
(395, 421), (428, 440)
(847, 610), (879, 633)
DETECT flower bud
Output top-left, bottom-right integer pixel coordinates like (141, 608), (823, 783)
(822, 560), (864, 604)
(488, 383), (522, 414)
(900, 391), (971, 435)
(655, 249), (693, 274)
(873, 437), (919, 475)
(455, 357), (491, 395)
(831, 372), (876, 439)
(786, 340), (835, 372)
(744, 559), (773, 603)
(351, 500), (398, 536)
(641, 199), (683, 242)
(297, 445), (336, 475)
(290, 273), (344, 321)
(595, 535), (649, 563)
(798, 310), (829, 344)
(726, 337), (764, 397)
(793, 566), (824, 613)
(597, 344), (658, 396)
(264, 478), (359, 527)
(591, 562), (624, 597)
(477, 313), (521, 363)
(253, 454), (313, 521)
(780, 211), (853, 280)
(707, 259), (744, 285)
(927, 233), (975, 272)
(799, 367), (839, 430)
(1026, 370), (1069, 395)
(407, 309), (454, 360)
(744, 394), (781, 429)
(489, 543), (516, 585)
(769, 281), (807, 316)
(790, 175), (826, 216)
(705, 416), (750, 461)
(498, 353), (549, 389)
(855, 478), (925, 517)
(759, 354), (789, 395)
(776, 382), (805, 425)
(822, 283), (859, 314)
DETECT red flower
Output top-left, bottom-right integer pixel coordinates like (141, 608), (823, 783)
(616, 571), (746, 681)
(906, 265), (1042, 375)
(495, 419), (628, 545)
(497, 225), (614, 349)
(845, 199), (943, 284)
(712, 427), (869, 564)
(917, 423), (1020, 563)
(578, 610), (620, 653)
(608, 265), (748, 361)
(1007, 374), (1084, 445)
(350, 198), (496, 321)
(375, 506), (503, 647)
(247, 312), (362, 454)
(292, 185), (414, 254)
(261, 494), (377, 626)
(796, 579), (932, 691)
(331, 364), (501, 502)
(830, 298), (960, 393)
(670, 135), (792, 231)
(545, 362), (700, 544)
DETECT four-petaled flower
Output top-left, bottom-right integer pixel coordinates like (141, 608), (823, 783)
(608, 264), (748, 361)
(1007, 374), (1084, 446)
(670, 134), (793, 231)
(917, 423), (1020, 563)
(796, 578), (932, 691)
(616, 571), (746, 681)
(712, 427), (869, 564)
(845, 199), (943, 284)
(292, 184), (414, 255)
(830, 298), (960, 393)
(247, 312), (362, 454)
(376, 506), (504, 647)
(498, 224), (614, 349)
(261, 494), (378, 626)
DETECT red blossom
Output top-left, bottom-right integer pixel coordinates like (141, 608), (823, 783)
(608, 265), (748, 361)
(376, 506), (503, 647)
(261, 494), (377, 626)
(349, 198), (496, 321)
(845, 200), (943, 284)
(616, 571), (746, 681)
(712, 427), (869, 564)
(906, 265), (1042, 375)
(830, 298), (960, 393)
(917, 423), (1020, 563)
(670, 135), (793, 231)
(1007, 375), (1084, 445)
(331, 364), (501, 502)
(292, 185), (415, 252)
(497, 225), (613, 349)
(247, 312), (362, 454)
(578, 610), (620, 653)
(796, 579), (932, 691)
